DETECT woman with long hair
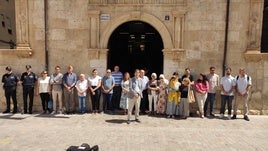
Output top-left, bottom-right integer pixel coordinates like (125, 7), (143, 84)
(195, 73), (209, 118)
(119, 72), (130, 115)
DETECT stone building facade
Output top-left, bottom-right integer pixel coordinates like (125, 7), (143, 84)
(0, 0), (267, 114)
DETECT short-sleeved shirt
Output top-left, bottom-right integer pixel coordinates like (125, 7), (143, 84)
(2, 73), (19, 87)
(220, 75), (236, 96)
(102, 76), (115, 94)
(21, 72), (37, 87)
(50, 73), (63, 91)
(141, 76), (149, 91)
(236, 74), (252, 94)
(111, 71), (123, 86)
(62, 72), (77, 87)
(206, 73), (220, 93)
(76, 80), (88, 96)
(38, 77), (50, 93)
(88, 75), (102, 87)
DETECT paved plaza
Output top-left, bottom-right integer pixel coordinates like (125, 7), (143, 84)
(0, 113), (267, 151)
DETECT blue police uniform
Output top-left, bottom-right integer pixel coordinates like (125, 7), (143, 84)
(20, 71), (37, 114)
(2, 70), (19, 113)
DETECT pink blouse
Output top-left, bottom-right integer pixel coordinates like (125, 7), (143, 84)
(195, 81), (209, 93)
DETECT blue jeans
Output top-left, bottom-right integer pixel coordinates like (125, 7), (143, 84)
(103, 93), (113, 112)
(78, 96), (86, 113)
(204, 93), (216, 114)
(220, 95), (234, 115)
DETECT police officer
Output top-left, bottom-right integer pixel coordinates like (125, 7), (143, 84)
(1, 66), (19, 114)
(20, 65), (37, 114)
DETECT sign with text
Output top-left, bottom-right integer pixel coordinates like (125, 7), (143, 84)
(100, 14), (110, 21)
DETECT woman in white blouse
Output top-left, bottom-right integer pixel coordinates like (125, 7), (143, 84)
(88, 69), (102, 114)
(36, 70), (50, 114)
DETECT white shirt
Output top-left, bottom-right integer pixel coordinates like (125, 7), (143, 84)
(76, 80), (88, 96)
(220, 75), (236, 96)
(236, 74), (252, 94)
(88, 75), (102, 87)
(141, 76), (149, 91)
(207, 73), (220, 93)
(38, 77), (50, 93)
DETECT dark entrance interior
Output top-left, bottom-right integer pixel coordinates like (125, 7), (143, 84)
(107, 21), (164, 77)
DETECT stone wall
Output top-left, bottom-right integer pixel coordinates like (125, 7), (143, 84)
(0, 0), (267, 114)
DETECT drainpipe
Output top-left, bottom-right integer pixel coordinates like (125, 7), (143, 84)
(222, 0), (230, 76)
(44, 0), (49, 72)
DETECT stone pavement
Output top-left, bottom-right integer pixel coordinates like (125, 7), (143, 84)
(0, 113), (267, 151)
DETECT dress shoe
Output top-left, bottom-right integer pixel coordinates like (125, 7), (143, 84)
(2, 110), (10, 114)
(244, 115), (250, 121)
(135, 119), (141, 123)
(127, 120), (130, 124)
(231, 115), (237, 119)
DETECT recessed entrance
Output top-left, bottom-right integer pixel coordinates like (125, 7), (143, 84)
(107, 21), (164, 76)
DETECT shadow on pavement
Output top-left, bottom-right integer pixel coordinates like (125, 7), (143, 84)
(0, 114), (28, 120)
(105, 119), (126, 124)
(34, 114), (70, 119)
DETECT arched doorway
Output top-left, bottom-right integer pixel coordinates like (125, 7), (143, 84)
(107, 21), (164, 76)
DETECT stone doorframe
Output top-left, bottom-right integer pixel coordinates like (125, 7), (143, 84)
(100, 12), (173, 49)
(88, 11), (186, 76)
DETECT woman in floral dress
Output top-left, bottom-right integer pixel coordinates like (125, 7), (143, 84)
(157, 74), (169, 115)
(119, 72), (130, 115)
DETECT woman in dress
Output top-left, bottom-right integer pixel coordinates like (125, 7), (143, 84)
(166, 72), (180, 118)
(148, 73), (159, 115)
(36, 70), (50, 114)
(156, 74), (169, 115)
(195, 73), (209, 118)
(119, 72), (130, 115)
(88, 69), (102, 114)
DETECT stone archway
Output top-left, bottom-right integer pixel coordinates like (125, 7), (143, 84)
(100, 12), (173, 49)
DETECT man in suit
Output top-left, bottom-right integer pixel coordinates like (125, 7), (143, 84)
(127, 69), (143, 124)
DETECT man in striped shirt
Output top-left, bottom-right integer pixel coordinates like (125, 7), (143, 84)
(111, 66), (123, 110)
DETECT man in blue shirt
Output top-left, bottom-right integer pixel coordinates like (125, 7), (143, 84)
(111, 66), (123, 110)
(62, 65), (77, 114)
(20, 65), (37, 114)
(2, 66), (19, 114)
(102, 69), (115, 114)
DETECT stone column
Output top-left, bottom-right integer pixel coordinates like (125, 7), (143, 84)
(172, 11), (186, 49)
(88, 48), (108, 77)
(89, 11), (100, 49)
(15, 0), (30, 49)
(246, 0), (263, 51)
(162, 48), (185, 77)
(244, 0), (264, 61)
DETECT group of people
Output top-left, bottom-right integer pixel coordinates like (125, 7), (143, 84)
(1, 65), (252, 124)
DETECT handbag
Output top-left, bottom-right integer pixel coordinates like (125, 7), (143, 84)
(187, 86), (195, 103)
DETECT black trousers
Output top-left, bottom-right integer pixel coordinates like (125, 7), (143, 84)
(140, 89), (149, 113)
(90, 87), (101, 111)
(23, 86), (34, 113)
(111, 86), (122, 109)
(40, 93), (50, 111)
(4, 86), (17, 112)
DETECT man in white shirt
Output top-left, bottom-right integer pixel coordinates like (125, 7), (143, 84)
(205, 66), (220, 117)
(139, 69), (149, 114)
(232, 68), (252, 121)
(219, 67), (236, 120)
